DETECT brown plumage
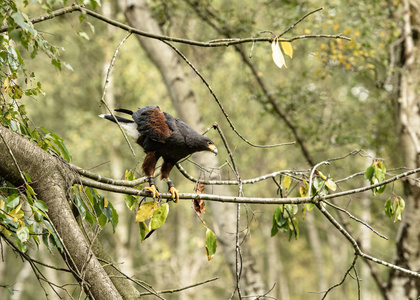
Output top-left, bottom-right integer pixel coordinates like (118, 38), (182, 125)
(100, 106), (218, 202)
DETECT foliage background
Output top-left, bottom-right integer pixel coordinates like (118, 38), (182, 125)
(0, 0), (406, 299)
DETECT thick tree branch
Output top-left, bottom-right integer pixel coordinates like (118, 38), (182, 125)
(0, 125), (122, 300)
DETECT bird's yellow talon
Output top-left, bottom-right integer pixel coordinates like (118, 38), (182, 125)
(169, 186), (179, 203)
(144, 185), (160, 199)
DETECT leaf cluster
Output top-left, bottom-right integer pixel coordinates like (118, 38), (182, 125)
(73, 186), (119, 232)
(0, 175), (62, 254)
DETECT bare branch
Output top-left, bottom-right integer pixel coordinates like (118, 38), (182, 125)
(100, 32), (136, 156)
(317, 202), (420, 278)
(324, 201), (388, 240)
(139, 277), (218, 296)
(78, 167), (420, 205)
(71, 164), (148, 186)
(320, 256), (359, 300)
(162, 40), (295, 148)
(176, 162), (307, 185)
(278, 7), (324, 37)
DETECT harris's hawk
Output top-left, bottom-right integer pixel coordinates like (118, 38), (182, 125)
(99, 106), (217, 202)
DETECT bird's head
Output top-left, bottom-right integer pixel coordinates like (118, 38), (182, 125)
(207, 141), (218, 155)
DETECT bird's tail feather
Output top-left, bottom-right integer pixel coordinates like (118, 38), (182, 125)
(99, 114), (133, 124)
(114, 108), (134, 115)
(99, 114), (140, 140)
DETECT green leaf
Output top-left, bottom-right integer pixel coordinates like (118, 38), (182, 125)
(17, 226), (29, 242)
(125, 170), (135, 181)
(98, 214), (107, 228)
(16, 238), (27, 253)
(305, 203), (315, 212)
(205, 228), (217, 261)
(375, 166), (385, 182)
(43, 220), (63, 252)
(78, 14), (87, 23)
(89, 0), (101, 9)
(150, 203), (169, 230)
(139, 222), (150, 242)
(6, 195), (20, 208)
(77, 30), (90, 40)
(51, 58), (61, 71)
(110, 202), (119, 232)
(364, 165), (374, 180)
(125, 194), (138, 210)
(34, 199), (48, 212)
(271, 208), (280, 237)
(11, 11), (36, 35)
(384, 198), (393, 218)
(394, 197), (405, 222)
(291, 217), (299, 240)
(271, 221), (279, 237)
(50, 133), (72, 162)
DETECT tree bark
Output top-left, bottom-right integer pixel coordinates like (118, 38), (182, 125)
(0, 125), (122, 300)
(387, 1), (420, 298)
(119, 0), (267, 296)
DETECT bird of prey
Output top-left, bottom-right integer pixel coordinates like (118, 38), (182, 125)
(99, 106), (217, 202)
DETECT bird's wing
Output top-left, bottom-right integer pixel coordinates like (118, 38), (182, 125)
(133, 107), (173, 143)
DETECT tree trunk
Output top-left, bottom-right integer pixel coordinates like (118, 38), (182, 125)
(387, 1), (420, 298)
(0, 125), (122, 300)
(118, 0), (267, 296)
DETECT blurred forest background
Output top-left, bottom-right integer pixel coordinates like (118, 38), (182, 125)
(1, 0), (418, 299)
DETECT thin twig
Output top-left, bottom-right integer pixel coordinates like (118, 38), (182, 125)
(100, 32), (135, 156)
(162, 40), (295, 148)
(213, 122), (243, 299)
(320, 256), (358, 299)
(139, 277), (219, 296)
(324, 200), (388, 240)
(71, 164), (148, 186)
(279, 7), (324, 37)
(176, 163), (307, 185)
(317, 202), (420, 278)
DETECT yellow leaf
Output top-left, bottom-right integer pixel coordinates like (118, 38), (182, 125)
(135, 201), (159, 223)
(326, 179), (337, 191)
(279, 38), (293, 59)
(284, 175), (292, 190)
(104, 197), (108, 208)
(318, 171), (327, 180)
(9, 203), (24, 219)
(3, 77), (9, 91)
(299, 180), (310, 197)
(271, 39), (286, 69)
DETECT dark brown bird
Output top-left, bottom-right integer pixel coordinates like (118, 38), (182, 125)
(99, 106), (217, 202)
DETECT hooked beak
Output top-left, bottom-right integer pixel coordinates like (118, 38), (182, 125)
(208, 144), (218, 155)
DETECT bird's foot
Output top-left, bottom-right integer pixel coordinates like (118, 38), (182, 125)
(144, 184), (160, 199)
(167, 181), (179, 203)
